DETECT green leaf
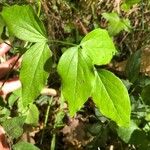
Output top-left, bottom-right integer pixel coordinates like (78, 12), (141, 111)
(1, 5), (47, 42)
(2, 116), (26, 139)
(125, 0), (141, 5)
(16, 101), (39, 126)
(87, 123), (102, 136)
(125, 50), (141, 83)
(54, 111), (65, 128)
(141, 84), (150, 105)
(8, 89), (21, 109)
(121, 0), (141, 11)
(121, 79), (133, 90)
(102, 13), (131, 36)
(13, 141), (40, 150)
(80, 28), (116, 65)
(92, 69), (131, 127)
(20, 42), (51, 107)
(0, 107), (10, 123)
(117, 120), (139, 143)
(57, 46), (95, 116)
(130, 130), (150, 150)
(25, 103), (39, 125)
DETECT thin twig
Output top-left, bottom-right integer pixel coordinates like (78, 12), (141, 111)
(0, 54), (22, 91)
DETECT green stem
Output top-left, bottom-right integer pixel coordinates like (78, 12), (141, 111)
(49, 40), (77, 46)
(50, 93), (65, 150)
(40, 97), (53, 145)
(50, 134), (56, 150)
(37, 0), (41, 17)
